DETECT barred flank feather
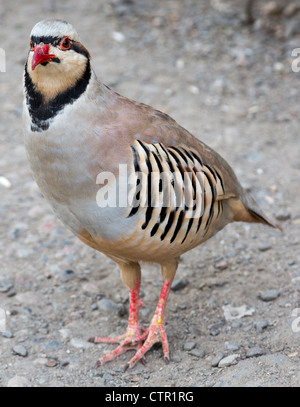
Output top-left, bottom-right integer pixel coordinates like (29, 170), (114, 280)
(128, 140), (226, 247)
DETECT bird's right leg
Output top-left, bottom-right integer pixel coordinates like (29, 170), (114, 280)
(89, 261), (147, 366)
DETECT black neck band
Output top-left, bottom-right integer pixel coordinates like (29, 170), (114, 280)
(24, 59), (91, 132)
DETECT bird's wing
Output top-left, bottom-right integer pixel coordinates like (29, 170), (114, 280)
(125, 138), (230, 249)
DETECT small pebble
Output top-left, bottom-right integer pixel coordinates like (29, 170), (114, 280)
(275, 211), (291, 221)
(211, 352), (224, 367)
(188, 85), (199, 94)
(172, 355), (182, 363)
(10, 310), (18, 316)
(208, 318), (226, 336)
(103, 372), (114, 382)
(111, 31), (125, 43)
(189, 349), (206, 358)
(225, 342), (240, 352)
(258, 243), (272, 252)
(70, 338), (93, 349)
(209, 326), (220, 336)
(6, 288), (16, 297)
(184, 341), (196, 351)
(60, 269), (75, 281)
(46, 358), (58, 367)
(7, 376), (30, 387)
(12, 344), (28, 357)
(98, 298), (119, 313)
(2, 330), (13, 338)
(218, 354), (239, 368)
(117, 303), (128, 317)
(0, 176), (12, 188)
(215, 260), (228, 271)
(259, 289), (280, 302)
(246, 347), (265, 358)
(171, 278), (189, 291)
(0, 280), (14, 293)
(255, 320), (269, 333)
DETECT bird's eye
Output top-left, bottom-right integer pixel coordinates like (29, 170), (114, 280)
(30, 39), (34, 50)
(60, 37), (71, 50)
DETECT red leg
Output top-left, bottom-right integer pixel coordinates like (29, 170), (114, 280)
(90, 260), (178, 369)
(89, 276), (147, 366)
(124, 277), (174, 370)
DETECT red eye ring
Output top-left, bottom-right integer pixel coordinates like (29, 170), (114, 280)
(60, 36), (71, 50)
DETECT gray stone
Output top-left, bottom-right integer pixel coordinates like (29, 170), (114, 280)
(275, 210), (291, 221)
(259, 289), (280, 302)
(246, 347), (265, 358)
(7, 375), (30, 387)
(189, 349), (206, 358)
(215, 260), (228, 271)
(225, 342), (240, 352)
(2, 330), (13, 338)
(183, 341), (196, 351)
(60, 269), (75, 281)
(255, 320), (269, 333)
(171, 278), (189, 291)
(0, 280), (14, 293)
(218, 354), (239, 368)
(258, 243), (272, 252)
(12, 344), (28, 357)
(211, 352), (225, 367)
(97, 298), (119, 312)
(70, 338), (93, 349)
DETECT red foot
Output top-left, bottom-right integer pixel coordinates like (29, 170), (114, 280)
(89, 278), (173, 369)
(88, 326), (148, 367)
(124, 314), (170, 370)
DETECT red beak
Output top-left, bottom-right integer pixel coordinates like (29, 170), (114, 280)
(31, 44), (56, 71)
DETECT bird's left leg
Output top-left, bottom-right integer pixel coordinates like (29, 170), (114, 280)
(124, 259), (178, 370)
(89, 260), (147, 366)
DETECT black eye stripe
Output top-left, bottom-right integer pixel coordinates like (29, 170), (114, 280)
(30, 36), (76, 47)
(30, 36), (89, 58)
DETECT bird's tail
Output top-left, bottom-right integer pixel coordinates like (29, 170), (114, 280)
(230, 192), (279, 230)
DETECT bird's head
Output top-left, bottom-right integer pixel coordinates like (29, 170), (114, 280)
(25, 19), (90, 102)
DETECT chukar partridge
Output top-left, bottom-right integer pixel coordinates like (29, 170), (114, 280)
(23, 19), (276, 370)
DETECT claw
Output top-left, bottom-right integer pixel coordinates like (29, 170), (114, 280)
(124, 320), (169, 369)
(94, 360), (101, 369)
(140, 356), (147, 366)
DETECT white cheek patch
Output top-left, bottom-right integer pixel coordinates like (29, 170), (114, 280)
(57, 50), (88, 74)
(28, 48), (87, 89)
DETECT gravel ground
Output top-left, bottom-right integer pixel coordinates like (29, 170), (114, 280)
(0, 0), (299, 387)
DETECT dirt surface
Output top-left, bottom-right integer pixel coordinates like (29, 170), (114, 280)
(0, 0), (299, 387)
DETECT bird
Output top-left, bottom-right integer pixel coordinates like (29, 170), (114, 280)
(23, 19), (276, 370)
